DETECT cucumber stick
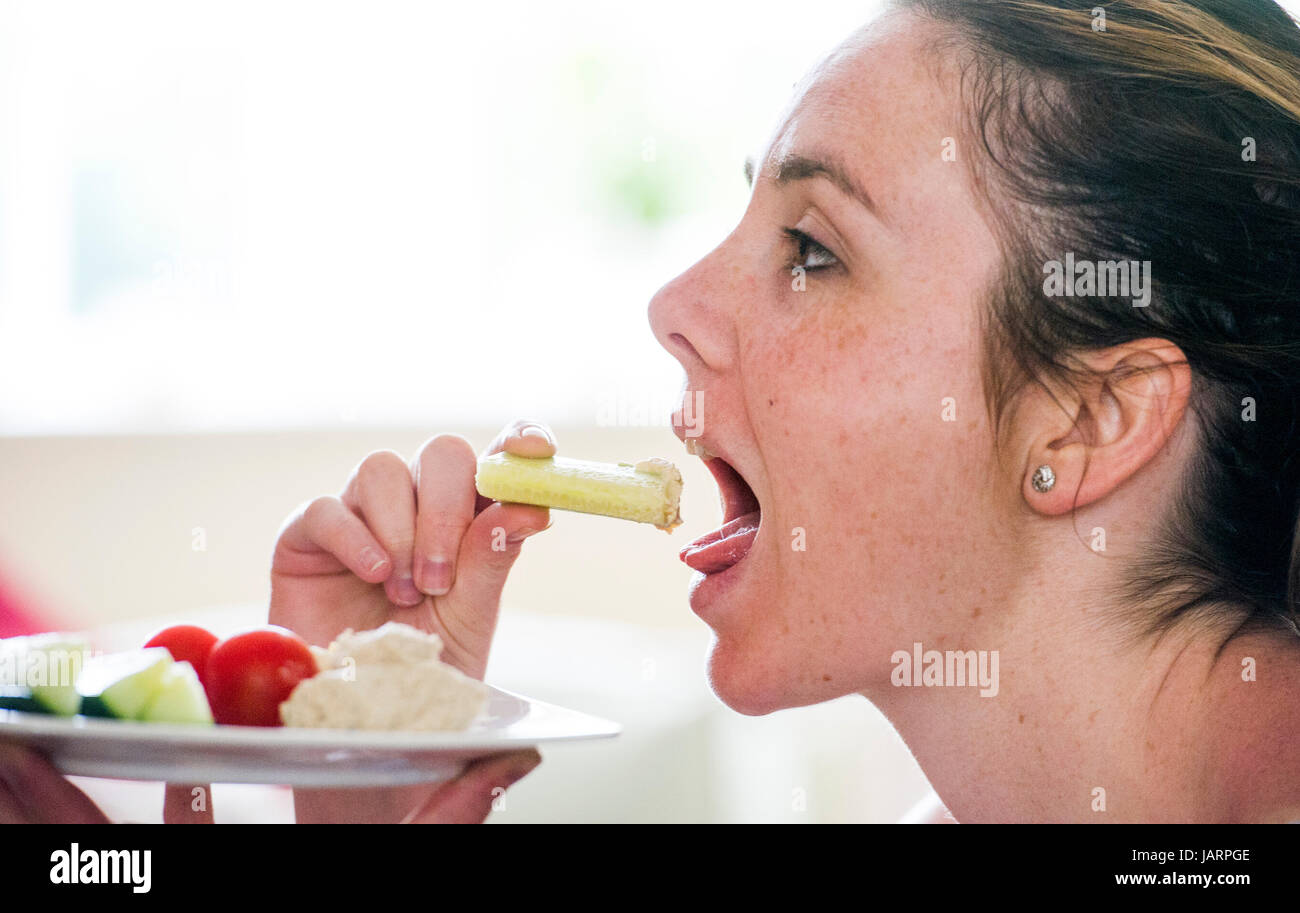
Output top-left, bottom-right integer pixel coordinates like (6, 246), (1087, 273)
(77, 648), (174, 720)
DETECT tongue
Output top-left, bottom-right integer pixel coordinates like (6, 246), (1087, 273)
(679, 511), (760, 574)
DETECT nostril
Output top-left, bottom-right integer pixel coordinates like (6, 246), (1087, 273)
(668, 332), (703, 363)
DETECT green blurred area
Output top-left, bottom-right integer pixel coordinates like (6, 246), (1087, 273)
(563, 50), (711, 230)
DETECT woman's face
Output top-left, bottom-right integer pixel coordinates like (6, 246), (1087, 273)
(649, 11), (1014, 715)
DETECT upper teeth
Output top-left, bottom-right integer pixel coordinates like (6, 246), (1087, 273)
(685, 438), (717, 460)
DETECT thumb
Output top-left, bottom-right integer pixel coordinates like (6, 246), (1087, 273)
(460, 500), (551, 582)
(441, 501), (550, 646)
(403, 749), (541, 824)
(163, 783), (214, 823)
(435, 502), (549, 676)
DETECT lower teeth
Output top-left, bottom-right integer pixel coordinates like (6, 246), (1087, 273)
(685, 439), (716, 460)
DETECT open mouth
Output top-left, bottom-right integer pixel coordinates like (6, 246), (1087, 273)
(679, 450), (761, 575)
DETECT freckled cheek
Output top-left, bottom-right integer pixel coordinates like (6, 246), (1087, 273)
(750, 313), (970, 548)
(761, 453), (874, 593)
(759, 389), (970, 593)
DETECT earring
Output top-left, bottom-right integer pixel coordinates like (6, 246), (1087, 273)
(1031, 465), (1056, 493)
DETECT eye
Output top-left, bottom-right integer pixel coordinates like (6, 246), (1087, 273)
(783, 227), (839, 272)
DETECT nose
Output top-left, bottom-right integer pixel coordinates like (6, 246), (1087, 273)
(646, 244), (738, 377)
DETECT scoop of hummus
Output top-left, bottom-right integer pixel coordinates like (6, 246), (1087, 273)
(279, 622), (488, 731)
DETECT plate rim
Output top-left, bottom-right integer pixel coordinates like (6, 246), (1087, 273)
(0, 684), (622, 751)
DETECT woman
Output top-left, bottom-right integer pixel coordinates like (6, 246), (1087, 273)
(5, 0), (1300, 822)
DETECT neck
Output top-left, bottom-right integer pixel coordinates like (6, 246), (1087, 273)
(869, 597), (1256, 823)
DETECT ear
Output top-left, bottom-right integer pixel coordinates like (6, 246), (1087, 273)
(1020, 338), (1193, 515)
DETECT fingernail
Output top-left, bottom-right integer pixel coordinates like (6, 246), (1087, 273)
(420, 557), (453, 595)
(519, 425), (552, 443)
(506, 527), (541, 544)
(393, 574), (423, 606)
(360, 547), (389, 577)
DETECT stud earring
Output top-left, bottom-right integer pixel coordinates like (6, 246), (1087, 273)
(1031, 465), (1056, 493)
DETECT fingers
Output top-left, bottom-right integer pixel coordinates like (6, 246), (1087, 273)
(285, 423), (556, 615)
(341, 450), (422, 607)
(434, 502), (549, 677)
(0, 778), (27, 823)
(486, 419), (557, 459)
(414, 425), (557, 597)
(277, 495), (392, 584)
(163, 783), (214, 824)
(0, 743), (109, 823)
(403, 749), (542, 824)
(411, 435), (480, 597)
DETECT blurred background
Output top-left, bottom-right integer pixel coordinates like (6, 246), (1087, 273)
(0, 0), (1061, 821)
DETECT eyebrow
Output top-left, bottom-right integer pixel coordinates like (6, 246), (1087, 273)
(744, 153), (880, 217)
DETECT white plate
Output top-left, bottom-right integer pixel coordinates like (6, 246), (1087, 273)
(0, 685), (619, 786)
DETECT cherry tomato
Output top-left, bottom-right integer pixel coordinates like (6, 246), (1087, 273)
(144, 625), (219, 689)
(204, 626), (318, 727)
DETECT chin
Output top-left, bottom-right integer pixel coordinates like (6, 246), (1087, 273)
(704, 618), (876, 715)
(704, 635), (813, 716)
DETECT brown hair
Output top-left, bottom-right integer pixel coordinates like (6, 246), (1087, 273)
(893, 0), (1300, 642)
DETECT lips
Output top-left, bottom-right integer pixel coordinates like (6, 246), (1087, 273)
(679, 452), (761, 575)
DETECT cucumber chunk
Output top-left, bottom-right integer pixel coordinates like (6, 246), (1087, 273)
(0, 634), (90, 716)
(28, 636), (89, 716)
(77, 648), (173, 720)
(140, 661), (213, 725)
(0, 685), (44, 713)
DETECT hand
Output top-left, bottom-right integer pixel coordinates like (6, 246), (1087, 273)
(269, 420), (556, 822)
(0, 744), (216, 823)
(270, 420), (554, 675)
(0, 743), (110, 823)
(399, 748), (541, 823)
